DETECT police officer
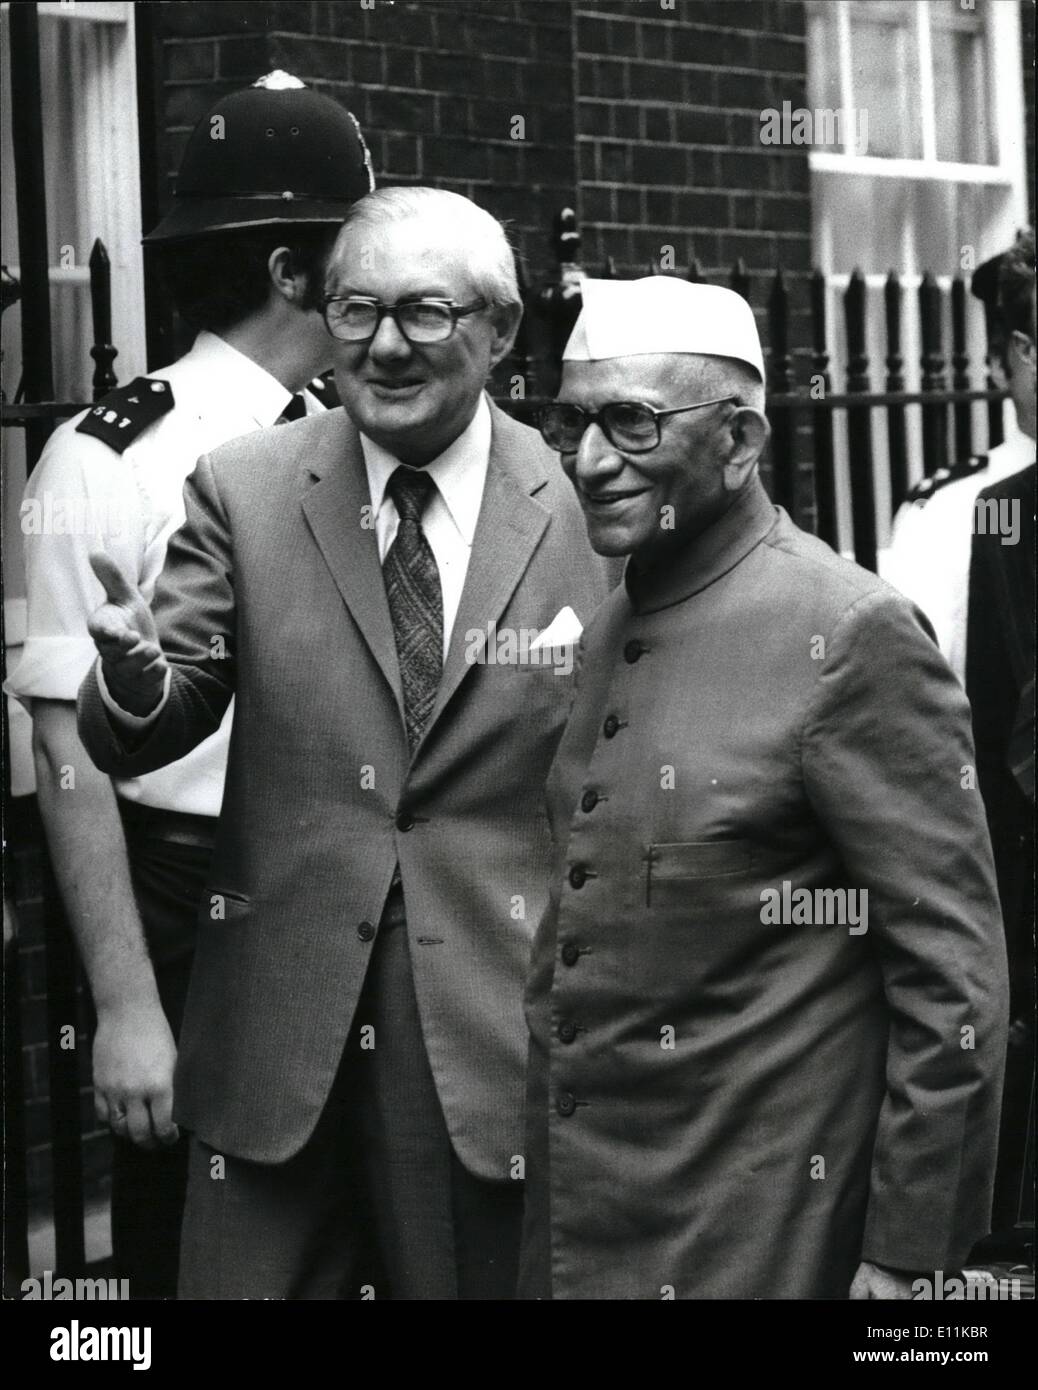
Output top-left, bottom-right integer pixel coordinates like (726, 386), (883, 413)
(882, 234), (1036, 683)
(5, 71), (373, 1298)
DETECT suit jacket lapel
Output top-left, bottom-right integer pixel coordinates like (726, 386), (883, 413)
(300, 413), (404, 716)
(424, 403), (551, 736)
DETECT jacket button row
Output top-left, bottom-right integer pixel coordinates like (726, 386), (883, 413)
(396, 810), (415, 832)
(556, 1091), (577, 1117)
(558, 1021), (578, 1045)
(580, 789), (599, 813)
(568, 864), (588, 889)
(560, 942), (581, 967)
(357, 920), (376, 942)
(623, 639), (647, 664)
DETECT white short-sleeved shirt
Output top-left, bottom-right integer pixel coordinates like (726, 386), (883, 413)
(879, 429), (1034, 685)
(5, 331), (324, 817)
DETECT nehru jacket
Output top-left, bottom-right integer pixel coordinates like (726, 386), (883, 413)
(520, 477), (1008, 1299)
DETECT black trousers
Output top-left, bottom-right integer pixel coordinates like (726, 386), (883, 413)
(178, 883), (523, 1300)
(111, 807), (213, 1300)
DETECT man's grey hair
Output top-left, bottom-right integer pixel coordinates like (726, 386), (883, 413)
(679, 354), (766, 413)
(331, 186), (521, 308)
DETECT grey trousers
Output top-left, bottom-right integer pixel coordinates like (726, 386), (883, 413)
(178, 884), (523, 1300)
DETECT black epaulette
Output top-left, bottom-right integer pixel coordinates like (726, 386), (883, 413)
(305, 372), (340, 409)
(75, 377), (175, 453)
(906, 454), (989, 505)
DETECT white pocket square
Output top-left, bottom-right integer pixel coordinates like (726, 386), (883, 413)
(530, 606), (583, 650)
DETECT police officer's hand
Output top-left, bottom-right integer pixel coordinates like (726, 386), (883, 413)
(88, 552), (168, 716)
(93, 998), (180, 1150)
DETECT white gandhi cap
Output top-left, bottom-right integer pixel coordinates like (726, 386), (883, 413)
(563, 276), (765, 381)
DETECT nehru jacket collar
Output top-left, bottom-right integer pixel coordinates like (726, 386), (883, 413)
(625, 475), (778, 613)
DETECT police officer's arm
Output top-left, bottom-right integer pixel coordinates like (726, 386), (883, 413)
(32, 701), (177, 1151)
(9, 430), (177, 1152)
(801, 587), (1008, 1283)
(78, 453), (237, 772)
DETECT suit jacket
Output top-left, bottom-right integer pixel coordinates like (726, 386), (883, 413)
(519, 478), (1009, 1299)
(966, 462), (1035, 1230)
(78, 400), (611, 1176)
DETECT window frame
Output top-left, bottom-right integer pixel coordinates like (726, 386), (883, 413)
(807, 0), (1027, 189)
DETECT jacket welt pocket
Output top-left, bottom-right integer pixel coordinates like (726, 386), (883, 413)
(198, 887), (251, 925)
(645, 840), (753, 906)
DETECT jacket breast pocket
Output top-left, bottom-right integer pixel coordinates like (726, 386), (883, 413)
(645, 840), (753, 908)
(197, 887), (251, 927)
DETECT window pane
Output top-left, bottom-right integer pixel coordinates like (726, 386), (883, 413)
(848, 4), (923, 160)
(806, 1), (842, 138)
(932, 25), (991, 164)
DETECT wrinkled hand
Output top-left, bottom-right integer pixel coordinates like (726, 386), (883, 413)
(93, 1000), (179, 1150)
(88, 552), (167, 716)
(850, 1260), (918, 1299)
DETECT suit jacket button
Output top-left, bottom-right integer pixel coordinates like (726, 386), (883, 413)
(561, 942), (581, 967)
(580, 789), (599, 813)
(357, 920), (376, 942)
(623, 639), (645, 663)
(603, 714), (620, 738)
(396, 810), (415, 832)
(558, 1021), (578, 1044)
(568, 864), (588, 889)
(556, 1091), (576, 1117)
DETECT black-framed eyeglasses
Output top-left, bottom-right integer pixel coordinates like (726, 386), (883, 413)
(539, 396), (738, 454)
(322, 295), (488, 345)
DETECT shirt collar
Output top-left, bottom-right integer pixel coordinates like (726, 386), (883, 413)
(189, 331), (293, 427)
(625, 476), (779, 613)
(360, 394), (491, 545)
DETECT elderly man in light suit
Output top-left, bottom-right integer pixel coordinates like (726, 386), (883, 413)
(519, 277), (1008, 1300)
(76, 188), (610, 1300)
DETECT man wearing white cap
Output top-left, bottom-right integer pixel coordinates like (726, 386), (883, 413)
(518, 277), (1008, 1299)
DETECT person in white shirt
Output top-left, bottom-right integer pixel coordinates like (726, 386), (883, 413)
(4, 71), (373, 1299)
(882, 242), (1036, 683)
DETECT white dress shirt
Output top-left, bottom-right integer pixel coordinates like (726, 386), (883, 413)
(6, 331), (322, 816)
(880, 428), (1034, 684)
(360, 393), (491, 660)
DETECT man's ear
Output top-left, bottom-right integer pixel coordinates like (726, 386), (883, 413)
(267, 246), (309, 306)
(988, 352), (1009, 391)
(487, 301), (524, 368)
(722, 407), (770, 492)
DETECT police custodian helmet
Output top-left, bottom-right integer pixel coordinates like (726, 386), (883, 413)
(144, 71), (374, 245)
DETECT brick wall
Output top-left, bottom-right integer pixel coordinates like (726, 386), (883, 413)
(151, 1), (812, 323)
(155, 0), (578, 290)
(573, 1), (810, 278)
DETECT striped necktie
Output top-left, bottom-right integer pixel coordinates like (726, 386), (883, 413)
(383, 466), (444, 752)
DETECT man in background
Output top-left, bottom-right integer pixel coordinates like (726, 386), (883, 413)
(5, 72), (373, 1297)
(964, 229), (1035, 1239)
(883, 233), (1035, 683)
